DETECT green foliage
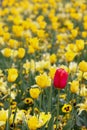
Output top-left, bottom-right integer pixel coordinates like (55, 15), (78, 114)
(76, 111), (87, 127)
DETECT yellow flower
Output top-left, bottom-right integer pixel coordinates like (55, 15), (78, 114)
(38, 112), (51, 127)
(77, 98), (87, 114)
(28, 45), (35, 54)
(83, 22), (87, 30)
(82, 31), (87, 38)
(29, 37), (39, 50)
(70, 80), (79, 93)
(70, 13), (82, 21)
(50, 54), (57, 64)
(59, 65), (69, 72)
(2, 48), (12, 58)
(66, 44), (77, 52)
(48, 66), (56, 79)
(59, 94), (66, 100)
(28, 116), (39, 130)
(35, 73), (51, 88)
(3, 32), (10, 42)
(30, 23), (38, 33)
(0, 109), (8, 126)
(23, 60), (30, 74)
(13, 16), (22, 25)
(8, 39), (19, 49)
(37, 29), (45, 39)
(7, 68), (18, 82)
(83, 72), (87, 80)
(11, 50), (18, 58)
(10, 109), (25, 124)
(36, 60), (50, 72)
(18, 48), (25, 59)
(69, 62), (77, 73)
(0, 78), (7, 94)
(34, 107), (39, 114)
(80, 85), (87, 97)
(81, 126), (87, 130)
(27, 112), (51, 130)
(62, 104), (72, 113)
(64, 20), (73, 30)
(77, 71), (83, 81)
(30, 59), (35, 71)
(81, 3), (86, 11)
(57, 34), (63, 42)
(39, 21), (46, 29)
(12, 25), (23, 37)
(65, 51), (76, 62)
(83, 15), (87, 22)
(76, 39), (84, 51)
(11, 101), (17, 109)
(24, 98), (33, 105)
(52, 22), (59, 30)
(29, 88), (40, 99)
(0, 37), (4, 45)
(79, 60), (87, 72)
(36, 15), (44, 22)
(71, 29), (78, 38)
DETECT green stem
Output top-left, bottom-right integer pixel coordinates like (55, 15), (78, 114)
(56, 89), (60, 129)
(5, 84), (12, 130)
(48, 86), (52, 112)
(39, 90), (42, 110)
(13, 106), (17, 127)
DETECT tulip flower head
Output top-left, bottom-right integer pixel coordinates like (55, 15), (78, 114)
(53, 68), (68, 89)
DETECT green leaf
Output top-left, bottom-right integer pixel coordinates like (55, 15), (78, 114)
(63, 120), (73, 130)
(13, 107), (17, 126)
(5, 107), (11, 130)
(47, 116), (54, 130)
(5, 120), (10, 130)
(21, 120), (29, 130)
(76, 111), (87, 127)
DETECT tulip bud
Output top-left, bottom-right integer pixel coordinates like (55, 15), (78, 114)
(53, 68), (68, 89)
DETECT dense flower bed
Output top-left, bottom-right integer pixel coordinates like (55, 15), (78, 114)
(0, 0), (87, 129)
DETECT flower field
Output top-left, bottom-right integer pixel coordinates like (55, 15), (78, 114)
(0, 0), (87, 129)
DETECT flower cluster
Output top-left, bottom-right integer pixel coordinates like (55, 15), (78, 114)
(0, 0), (87, 129)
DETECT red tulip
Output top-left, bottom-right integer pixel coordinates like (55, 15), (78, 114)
(53, 68), (68, 89)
